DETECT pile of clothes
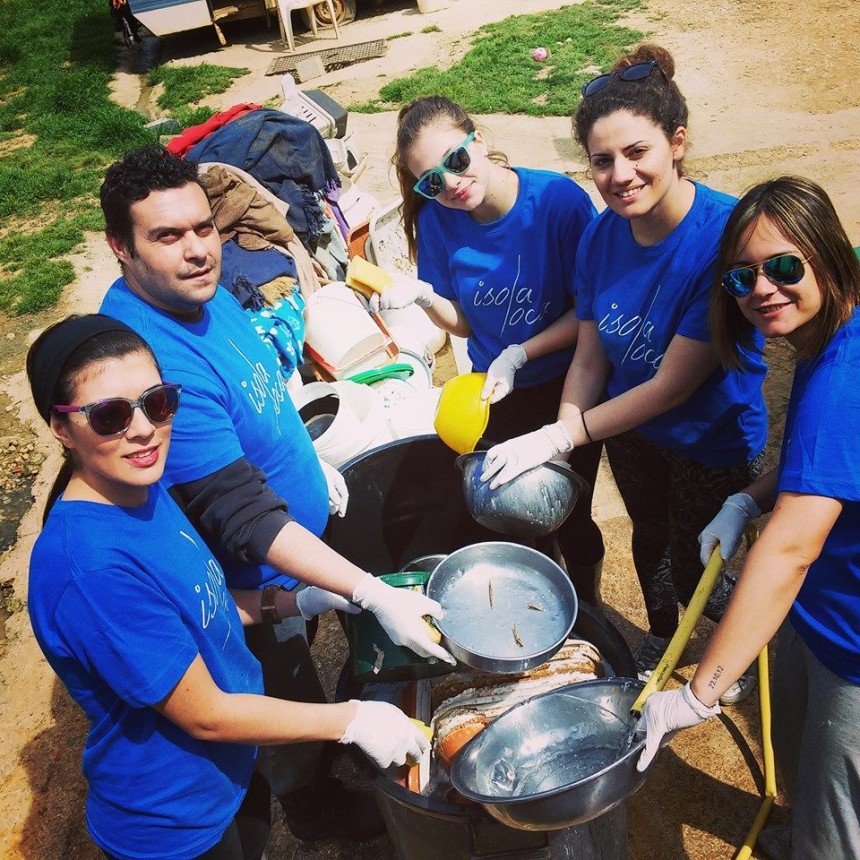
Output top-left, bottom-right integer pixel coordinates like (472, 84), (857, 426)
(168, 105), (356, 376)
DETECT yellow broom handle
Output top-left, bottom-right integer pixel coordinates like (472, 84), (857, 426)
(630, 545), (725, 715)
(735, 645), (777, 859)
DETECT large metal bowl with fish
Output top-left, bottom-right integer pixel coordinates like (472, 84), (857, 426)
(449, 677), (649, 831)
(456, 451), (589, 538)
(425, 542), (578, 674)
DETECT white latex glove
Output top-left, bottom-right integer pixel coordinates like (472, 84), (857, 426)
(295, 586), (361, 620)
(339, 700), (429, 768)
(698, 492), (761, 567)
(481, 344), (528, 404)
(370, 274), (434, 311)
(637, 683), (720, 772)
(480, 421), (573, 490)
(319, 458), (349, 517)
(352, 574), (455, 664)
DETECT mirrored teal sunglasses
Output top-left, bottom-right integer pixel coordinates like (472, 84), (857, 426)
(413, 132), (477, 200)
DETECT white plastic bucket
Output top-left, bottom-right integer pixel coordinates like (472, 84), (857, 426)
(386, 387), (442, 440)
(291, 382), (358, 452)
(381, 303), (447, 355)
(304, 284), (388, 374)
(417, 0), (449, 13)
(318, 381), (392, 467)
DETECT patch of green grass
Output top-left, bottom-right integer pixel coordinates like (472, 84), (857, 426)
(0, 0), (250, 315)
(147, 63), (249, 113)
(0, 0), (160, 314)
(421, 25), (441, 34)
(351, 0), (644, 117)
(387, 31), (413, 40)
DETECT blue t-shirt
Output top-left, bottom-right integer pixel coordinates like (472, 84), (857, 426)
(779, 308), (860, 684)
(101, 280), (328, 589)
(575, 182), (767, 466)
(28, 484), (263, 860)
(417, 167), (596, 387)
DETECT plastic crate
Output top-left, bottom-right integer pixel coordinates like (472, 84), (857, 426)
(279, 74), (335, 138)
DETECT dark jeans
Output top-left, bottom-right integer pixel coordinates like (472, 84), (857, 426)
(243, 607), (330, 802)
(604, 429), (764, 638)
(482, 373), (605, 568)
(102, 770), (271, 860)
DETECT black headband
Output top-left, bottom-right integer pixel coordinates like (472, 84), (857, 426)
(29, 314), (139, 423)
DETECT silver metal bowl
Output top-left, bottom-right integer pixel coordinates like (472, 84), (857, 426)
(399, 554), (447, 573)
(456, 451), (589, 538)
(450, 678), (649, 831)
(425, 542), (577, 673)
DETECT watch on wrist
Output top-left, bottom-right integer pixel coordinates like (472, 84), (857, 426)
(261, 584), (288, 624)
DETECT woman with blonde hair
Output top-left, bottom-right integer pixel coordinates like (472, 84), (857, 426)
(377, 94), (606, 606)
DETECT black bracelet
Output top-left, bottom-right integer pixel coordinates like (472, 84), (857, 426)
(581, 411), (594, 444)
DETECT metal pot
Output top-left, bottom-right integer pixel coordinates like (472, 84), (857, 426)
(450, 678), (648, 831)
(449, 549), (731, 831)
(456, 451), (589, 538)
(425, 542), (577, 673)
(336, 602), (637, 860)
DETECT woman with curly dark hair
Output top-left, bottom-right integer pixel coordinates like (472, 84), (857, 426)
(482, 44), (768, 702)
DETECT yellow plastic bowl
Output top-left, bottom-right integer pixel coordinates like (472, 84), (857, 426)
(434, 372), (490, 454)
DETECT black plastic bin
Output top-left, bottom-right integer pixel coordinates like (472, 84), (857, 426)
(334, 603), (635, 860)
(327, 436), (636, 860)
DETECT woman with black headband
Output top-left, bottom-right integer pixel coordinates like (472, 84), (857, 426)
(481, 44), (768, 703)
(26, 314), (428, 860)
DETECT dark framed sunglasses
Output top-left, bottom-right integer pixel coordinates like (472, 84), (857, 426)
(581, 60), (662, 97)
(53, 382), (182, 436)
(721, 254), (811, 298)
(413, 132), (477, 199)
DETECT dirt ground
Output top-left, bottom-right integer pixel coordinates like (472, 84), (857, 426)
(0, 0), (858, 858)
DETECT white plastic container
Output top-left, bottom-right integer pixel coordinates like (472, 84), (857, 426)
(290, 379), (392, 467)
(304, 284), (391, 377)
(381, 303), (447, 355)
(326, 380), (392, 465)
(386, 387), (442, 440)
(417, 0), (449, 12)
(280, 74), (335, 138)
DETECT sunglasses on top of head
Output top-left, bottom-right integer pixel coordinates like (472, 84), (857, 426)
(413, 132), (477, 200)
(721, 253), (812, 298)
(53, 382), (182, 437)
(581, 60), (663, 98)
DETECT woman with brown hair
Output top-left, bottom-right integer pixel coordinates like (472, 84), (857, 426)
(375, 94), (606, 606)
(639, 175), (860, 859)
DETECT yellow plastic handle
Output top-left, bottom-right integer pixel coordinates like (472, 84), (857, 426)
(424, 617), (442, 645)
(409, 718), (433, 741)
(630, 545), (725, 716)
(406, 719), (434, 765)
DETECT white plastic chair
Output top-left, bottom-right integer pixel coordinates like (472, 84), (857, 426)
(276, 0), (340, 52)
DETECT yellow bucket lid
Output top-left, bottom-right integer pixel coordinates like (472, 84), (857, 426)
(434, 372), (490, 454)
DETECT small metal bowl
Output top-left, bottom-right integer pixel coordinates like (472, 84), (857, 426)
(399, 554), (447, 573)
(425, 542), (577, 673)
(450, 678), (649, 831)
(456, 450), (589, 538)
